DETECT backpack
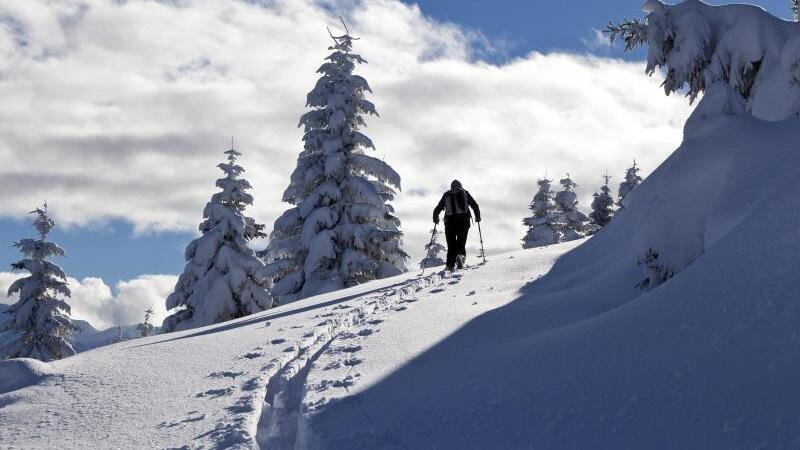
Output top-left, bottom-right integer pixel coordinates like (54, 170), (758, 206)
(445, 189), (470, 217)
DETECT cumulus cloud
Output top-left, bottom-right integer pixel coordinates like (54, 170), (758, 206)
(0, 272), (176, 329)
(0, 0), (694, 264)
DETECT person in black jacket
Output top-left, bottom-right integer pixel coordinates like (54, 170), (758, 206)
(433, 180), (481, 270)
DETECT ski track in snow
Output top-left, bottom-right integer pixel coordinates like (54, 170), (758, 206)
(253, 268), (473, 450)
(193, 267), (472, 450)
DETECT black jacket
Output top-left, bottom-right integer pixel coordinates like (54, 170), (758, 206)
(433, 188), (481, 223)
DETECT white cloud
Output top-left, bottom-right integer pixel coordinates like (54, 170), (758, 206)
(582, 27), (613, 52)
(0, 0), (694, 265)
(0, 272), (176, 329)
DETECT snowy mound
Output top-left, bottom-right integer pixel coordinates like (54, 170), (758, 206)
(304, 110), (800, 448)
(0, 358), (58, 395)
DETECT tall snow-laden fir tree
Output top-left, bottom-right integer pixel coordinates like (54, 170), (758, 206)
(617, 160), (643, 208)
(1, 204), (77, 361)
(607, 0), (800, 121)
(262, 24), (407, 304)
(522, 178), (563, 249)
(553, 174), (591, 242)
(162, 146), (270, 333)
(136, 307), (155, 337)
(590, 175), (615, 228)
(419, 228), (446, 269)
(793, 0), (799, 22)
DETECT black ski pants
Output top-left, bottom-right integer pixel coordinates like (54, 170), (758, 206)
(444, 215), (470, 268)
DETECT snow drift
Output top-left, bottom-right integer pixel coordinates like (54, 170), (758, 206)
(0, 358), (58, 395)
(304, 92), (800, 448)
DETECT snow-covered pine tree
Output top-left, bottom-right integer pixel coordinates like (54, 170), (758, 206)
(1, 204), (77, 361)
(419, 228), (446, 269)
(162, 146), (270, 333)
(136, 307), (155, 337)
(590, 174), (615, 228)
(617, 160), (643, 208)
(793, 0), (799, 22)
(606, 0), (800, 120)
(522, 178), (564, 249)
(262, 23), (407, 304)
(553, 174), (591, 241)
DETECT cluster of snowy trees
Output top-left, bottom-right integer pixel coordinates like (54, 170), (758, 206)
(0, 24), (407, 361)
(522, 162), (642, 249)
(164, 24), (408, 329)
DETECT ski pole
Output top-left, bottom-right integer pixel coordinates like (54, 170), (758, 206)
(420, 223), (438, 276)
(477, 221), (487, 264)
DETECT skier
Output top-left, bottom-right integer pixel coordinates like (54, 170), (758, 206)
(433, 180), (481, 271)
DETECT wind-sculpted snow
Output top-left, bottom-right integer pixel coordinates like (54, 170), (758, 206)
(0, 358), (59, 395)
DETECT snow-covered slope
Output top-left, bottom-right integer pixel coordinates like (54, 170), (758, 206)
(3, 110), (800, 448)
(0, 243), (575, 449)
(307, 113), (800, 449)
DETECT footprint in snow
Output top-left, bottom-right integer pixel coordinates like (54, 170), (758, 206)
(241, 377), (260, 391)
(334, 377), (356, 388)
(324, 376), (355, 389)
(206, 371), (245, 380)
(357, 329), (374, 337)
(270, 338), (286, 345)
(196, 387), (235, 399)
(466, 290), (476, 296)
(283, 346), (295, 353)
(344, 357), (363, 367)
(241, 352), (262, 359)
(368, 319), (383, 325)
(339, 345), (362, 353)
(394, 306), (408, 312)
(323, 361), (342, 371)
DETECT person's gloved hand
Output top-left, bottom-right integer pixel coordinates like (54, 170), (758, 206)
(433, 216), (440, 224)
(475, 217), (481, 223)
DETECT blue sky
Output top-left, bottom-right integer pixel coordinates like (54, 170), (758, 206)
(410, 0), (794, 58)
(0, 0), (794, 286)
